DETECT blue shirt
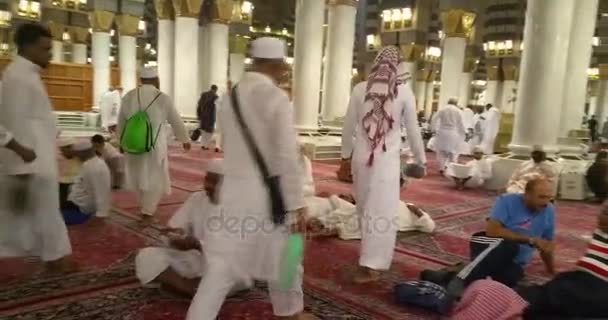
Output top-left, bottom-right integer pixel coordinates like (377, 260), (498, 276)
(489, 193), (555, 266)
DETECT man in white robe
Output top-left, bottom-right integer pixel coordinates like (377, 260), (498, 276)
(341, 47), (427, 283)
(117, 67), (190, 222)
(480, 104), (501, 155)
(185, 38), (315, 320)
(431, 97), (467, 173)
(446, 146), (493, 190)
(0, 23), (74, 272)
(506, 148), (559, 194)
(468, 108), (484, 153)
(91, 134), (124, 189)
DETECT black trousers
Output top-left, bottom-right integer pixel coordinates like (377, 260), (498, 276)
(456, 231), (524, 288)
(519, 271), (608, 319)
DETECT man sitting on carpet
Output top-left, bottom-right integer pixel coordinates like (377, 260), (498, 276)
(63, 141), (111, 221)
(135, 159), (247, 297)
(422, 178), (555, 299)
(446, 146), (493, 190)
(91, 134), (124, 189)
(517, 203), (608, 319)
(58, 137), (81, 202)
(506, 148), (558, 194)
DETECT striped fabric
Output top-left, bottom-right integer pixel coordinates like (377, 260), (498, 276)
(450, 279), (528, 320)
(456, 235), (502, 280)
(577, 229), (608, 281)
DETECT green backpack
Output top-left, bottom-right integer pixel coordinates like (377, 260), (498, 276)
(120, 89), (162, 154)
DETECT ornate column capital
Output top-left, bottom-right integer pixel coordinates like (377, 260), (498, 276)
(486, 64), (501, 81)
(440, 9), (476, 38)
(600, 64), (608, 81)
(116, 14), (140, 36)
(155, 0), (175, 20)
(229, 35), (248, 54)
(172, 0), (202, 18)
(416, 69), (431, 82)
(502, 63), (519, 81)
(47, 21), (65, 41)
(328, 0), (358, 7)
(68, 26), (89, 44)
(89, 10), (115, 33)
(400, 43), (425, 62)
(201, 0), (232, 24)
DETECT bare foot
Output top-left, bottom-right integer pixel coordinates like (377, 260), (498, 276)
(352, 266), (381, 284)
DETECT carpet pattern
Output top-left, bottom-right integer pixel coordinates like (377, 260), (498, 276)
(0, 147), (601, 319)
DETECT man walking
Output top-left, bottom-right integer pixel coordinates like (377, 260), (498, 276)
(192, 84), (219, 150)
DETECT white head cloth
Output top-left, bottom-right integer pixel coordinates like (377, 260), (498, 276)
(140, 67), (158, 79)
(250, 37), (286, 60)
(207, 158), (224, 175)
(73, 140), (93, 151)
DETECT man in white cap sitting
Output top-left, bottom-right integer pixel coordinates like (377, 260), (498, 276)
(117, 67), (190, 222)
(186, 37), (316, 320)
(135, 159), (249, 297)
(446, 146), (494, 190)
(63, 141), (111, 220)
(58, 137), (81, 202)
(431, 97), (467, 174)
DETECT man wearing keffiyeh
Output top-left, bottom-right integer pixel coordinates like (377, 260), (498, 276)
(340, 46), (427, 283)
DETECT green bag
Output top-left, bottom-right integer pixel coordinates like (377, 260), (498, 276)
(120, 89), (162, 154)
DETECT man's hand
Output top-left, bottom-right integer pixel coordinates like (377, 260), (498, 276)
(182, 142), (191, 152)
(6, 140), (37, 163)
(533, 238), (554, 254)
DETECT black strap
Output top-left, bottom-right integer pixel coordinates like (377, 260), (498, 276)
(230, 86), (271, 179)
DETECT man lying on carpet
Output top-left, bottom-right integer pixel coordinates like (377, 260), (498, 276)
(445, 146), (493, 190)
(516, 203), (608, 319)
(299, 149), (435, 239)
(421, 178), (555, 302)
(135, 159), (247, 297)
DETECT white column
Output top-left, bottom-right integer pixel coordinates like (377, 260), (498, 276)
(174, 16), (199, 117)
(458, 72), (472, 108)
(119, 35), (137, 92)
(293, 0), (325, 130)
(321, 2), (357, 120)
(229, 53), (245, 83)
(484, 80), (500, 107)
(438, 37), (466, 108)
(559, 0), (599, 137)
(590, 95), (599, 117)
(158, 19), (175, 101)
(500, 80), (517, 113)
(199, 25), (210, 93)
(320, 6), (333, 117)
(51, 40), (64, 62)
(416, 80), (427, 112)
(207, 22), (229, 94)
(509, 0), (575, 155)
(424, 81), (434, 119)
(72, 43), (87, 64)
(597, 79), (608, 122)
(92, 32), (111, 106)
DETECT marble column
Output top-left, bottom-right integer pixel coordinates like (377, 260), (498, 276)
(425, 75), (436, 119)
(206, 22), (229, 93)
(458, 72), (472, 108)
(198, 24), (210, 93)
(320, 5), (333, 116)
(438, 9), (475, 109)
(156, 0), (176, 100)
(509, 0), (575, 155)
(293, 0), (325, 130)
(229, 36), (247, 84)
(72, 43), (87, 64)
(52, 40), (64, 63)
(48, 22), (65, 63)
(596, 65), (608, 122)
(89, 10), (115, 106)
(69, 26), (89, 64)
(484, 62), (501, 107)
(559, 0), (598, 137)
(416, 69), (429, 112)
(400, 44), (424, 92)
(500, 64), (519, 113)
(117, 15), (140, 92)
(321, 0), (357, 121)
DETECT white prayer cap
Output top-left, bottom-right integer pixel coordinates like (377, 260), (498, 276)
(58, 137), (76, 147)
(73, 140), (93, 152)
(207, 158), (224, 175)
(140, 66), (158, 79)
(250, 37), (286, 60)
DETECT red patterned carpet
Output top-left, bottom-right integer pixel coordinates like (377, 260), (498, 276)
(0, 146), (601, 319)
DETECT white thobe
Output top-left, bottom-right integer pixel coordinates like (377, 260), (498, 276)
(480, 107), (501, 155)
(341, 82), (426, 271)
(67, 157), (111, 217)
(186, 72), (304, 319)
(431, 103), (467, 170)
(100, 144), (124, 188)
(446, 158), (494, 189)
(468, 114), (483, 152)
(99, 90), (121, 129)
(117, 85), (189, 216)
(462, 108), (475, 131)
(0, 56), (71, 262)
(506, 160), (560, 194)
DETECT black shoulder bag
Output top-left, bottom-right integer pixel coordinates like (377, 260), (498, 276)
(230, 86), (287, 225)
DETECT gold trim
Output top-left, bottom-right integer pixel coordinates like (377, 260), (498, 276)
(201, 0), (232, 24)
(486, 64), (501, 81)
(600, 64), (608, 81)
(329, 0), (358, 7)
(68, 26), (89, 43)
(47, 21), (65, 41)
(172, 0), (202, 18)
(89, 10), (115, 33)
(400, 44), (425, 62)
(116, 15), (141, 36)
(441, 9), (476, 38)
(155, 0), (175, 20)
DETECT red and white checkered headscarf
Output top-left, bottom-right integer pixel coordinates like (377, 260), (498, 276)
(450, 279), (528, 320)
(362, 46), (402, 166)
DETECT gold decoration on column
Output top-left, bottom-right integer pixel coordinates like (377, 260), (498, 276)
(329, 0), (358, 6)
(172, 0), (202, 18)
(202, 0), (232, 24)
(116, 15), (141, 36)
(47, 21), (65, 41)
(416, 69), (431, 82)
(68, 26), (89, 44)
(441, 9), (476, 38)
(89, 11), (115, 33)
(229, 35), (248, 54)
(155, 0), (175, 20)
(502, 64), (519, 81)
(400, 44), (425, 62)
(599, 64), (608, 81)
(486, 64), (501, 81)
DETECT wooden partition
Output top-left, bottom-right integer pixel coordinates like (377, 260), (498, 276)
(0, 58), (120, 112)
